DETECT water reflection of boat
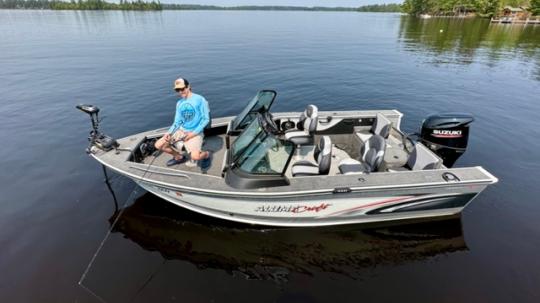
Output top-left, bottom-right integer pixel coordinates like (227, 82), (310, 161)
(110, 193), (467, 282)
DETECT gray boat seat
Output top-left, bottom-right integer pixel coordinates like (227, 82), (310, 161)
(390, 143), (442, 171)
(357, 113), (392, 142)
(292, 136), (332, 176)
(338, 134), (386, 174)
(285, 105), (318, 146)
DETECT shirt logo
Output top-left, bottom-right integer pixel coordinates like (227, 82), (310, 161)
(179, 103), (196, 122)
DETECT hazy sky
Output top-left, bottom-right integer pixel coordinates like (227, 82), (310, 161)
(166, 0), (398, 7)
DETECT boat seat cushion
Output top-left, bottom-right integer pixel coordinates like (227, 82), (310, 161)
(286, 105), (318, 146)
(356, 113), (392, 143)
(297, 105), (318, 132)
(373, 113), (392, 139)
(407, 143), (442, 170)
(338, 134), (386, 174)
(291, 160), (320, 176)
(338, 158), (370, 175)
(292, 136), (332, 176)
(285, 130), (313, 146)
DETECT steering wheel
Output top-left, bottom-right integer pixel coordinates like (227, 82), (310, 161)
(260, 111), (280, 134)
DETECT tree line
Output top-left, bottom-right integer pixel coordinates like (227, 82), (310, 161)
(357, 4), (403, 12)
(402, 0), (540, 17)
(0, 0), (162, 10)
(160, 3), (402, 12)
(0, 1), (402, 12)
(160, 4), (354, 11)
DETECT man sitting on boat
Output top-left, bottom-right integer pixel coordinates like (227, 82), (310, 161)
(155, 77), (211, 168)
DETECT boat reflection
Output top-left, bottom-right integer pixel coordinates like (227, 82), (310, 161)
(109, 192), (467, 282)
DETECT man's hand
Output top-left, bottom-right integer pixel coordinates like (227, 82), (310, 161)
(184, 132), (195, 140)
(163, 133), (172, 142)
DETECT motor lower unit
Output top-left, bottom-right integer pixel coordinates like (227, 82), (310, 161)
(420, 113), (474, 168)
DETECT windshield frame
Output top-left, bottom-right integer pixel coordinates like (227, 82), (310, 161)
(230, 90), (277, 132)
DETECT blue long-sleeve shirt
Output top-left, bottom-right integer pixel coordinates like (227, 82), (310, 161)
(167, 93), (210, 135)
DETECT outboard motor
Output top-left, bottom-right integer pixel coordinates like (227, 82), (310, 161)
(76, 104), (118, 153)
(419, 113), (474, 168)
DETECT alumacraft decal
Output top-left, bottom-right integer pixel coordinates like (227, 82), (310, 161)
(255, 203), (331, 214)
(432, 129), (462, 138)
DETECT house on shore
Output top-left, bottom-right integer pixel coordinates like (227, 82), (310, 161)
(501, 6), (529, 19)
(491, 6), (540, 24)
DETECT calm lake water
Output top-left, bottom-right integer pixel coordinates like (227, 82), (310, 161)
(1, 10), (540, 302)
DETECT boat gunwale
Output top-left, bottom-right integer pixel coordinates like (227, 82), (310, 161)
(93, 153), (495, 198)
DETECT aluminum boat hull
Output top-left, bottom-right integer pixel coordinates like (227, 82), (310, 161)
(89, 110), (498, 227)
(135, 179), (484, 227)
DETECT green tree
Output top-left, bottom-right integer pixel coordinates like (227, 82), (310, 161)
(530, 0), (540, 15)
(475, 0), (500, 17)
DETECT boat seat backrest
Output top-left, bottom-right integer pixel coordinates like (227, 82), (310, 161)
(408, 143), (442, 170)
(314, 135), (332, 175)
(291, 136), (332, 176)
(285, 105), (319, 146)
(297, 104), (318, 133)
(361, 134), (386, 172)
(372, 113), (392, 139)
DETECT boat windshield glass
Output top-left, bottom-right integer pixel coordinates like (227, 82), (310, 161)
(231, 90), (276, 131)
(231, 117), (293, 175)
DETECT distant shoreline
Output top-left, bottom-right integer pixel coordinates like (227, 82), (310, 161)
(0, 1), (403, 13)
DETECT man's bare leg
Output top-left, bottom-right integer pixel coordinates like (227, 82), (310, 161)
(155, 136), (183, 160)
(190, 150), (209, 161)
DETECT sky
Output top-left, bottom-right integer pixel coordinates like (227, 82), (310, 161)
(165, 0), (397, 7)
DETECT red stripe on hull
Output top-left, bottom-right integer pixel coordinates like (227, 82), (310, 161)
(325, 196), (415, 217)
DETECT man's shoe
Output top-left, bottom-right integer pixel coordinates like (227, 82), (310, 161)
(199, 153), (212, 170)
(166, 157), (186, 167)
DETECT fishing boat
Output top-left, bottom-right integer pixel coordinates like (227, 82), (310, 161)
(77, 90), (497, 227)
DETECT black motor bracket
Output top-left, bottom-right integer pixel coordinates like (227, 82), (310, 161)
(76, 104), (119, 153)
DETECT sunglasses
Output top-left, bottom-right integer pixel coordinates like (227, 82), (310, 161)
(175, 87), (188, 93)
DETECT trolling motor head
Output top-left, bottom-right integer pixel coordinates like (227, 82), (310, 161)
(76, 104), (100, 115)
(76, 104), (118, 153)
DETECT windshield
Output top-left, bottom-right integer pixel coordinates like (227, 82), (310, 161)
(230, 90), (276, 131)
(231, 117), (293, 175)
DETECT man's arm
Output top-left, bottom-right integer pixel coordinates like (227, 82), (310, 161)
(167, 102), (183, 134)
(191, 98), (210, 135)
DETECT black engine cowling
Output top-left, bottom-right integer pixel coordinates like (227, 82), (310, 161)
(419, 113), (474, 168)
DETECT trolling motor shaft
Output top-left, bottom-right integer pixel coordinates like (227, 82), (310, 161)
(76, 104), (118, 153)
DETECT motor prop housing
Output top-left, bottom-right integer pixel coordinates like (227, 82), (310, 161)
(420, 113), (474, 168)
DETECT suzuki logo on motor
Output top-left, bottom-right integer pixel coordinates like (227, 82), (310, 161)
(432, 129), (462, 138)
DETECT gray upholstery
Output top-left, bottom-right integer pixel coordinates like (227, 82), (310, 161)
(372, 113), (392, 139)
(407, 143), (442, 170)
(338, 158), (370, 175)
(284, 131), (312, 145)
(338, 134), (386, 174)
(357, 113), (392, 142)
(292, 136), (332, 176)
(286, 105), (318, 146)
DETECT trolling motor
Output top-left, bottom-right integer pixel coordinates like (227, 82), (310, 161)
(76, 104), (118, 153)
(419, 113), (474, 168)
